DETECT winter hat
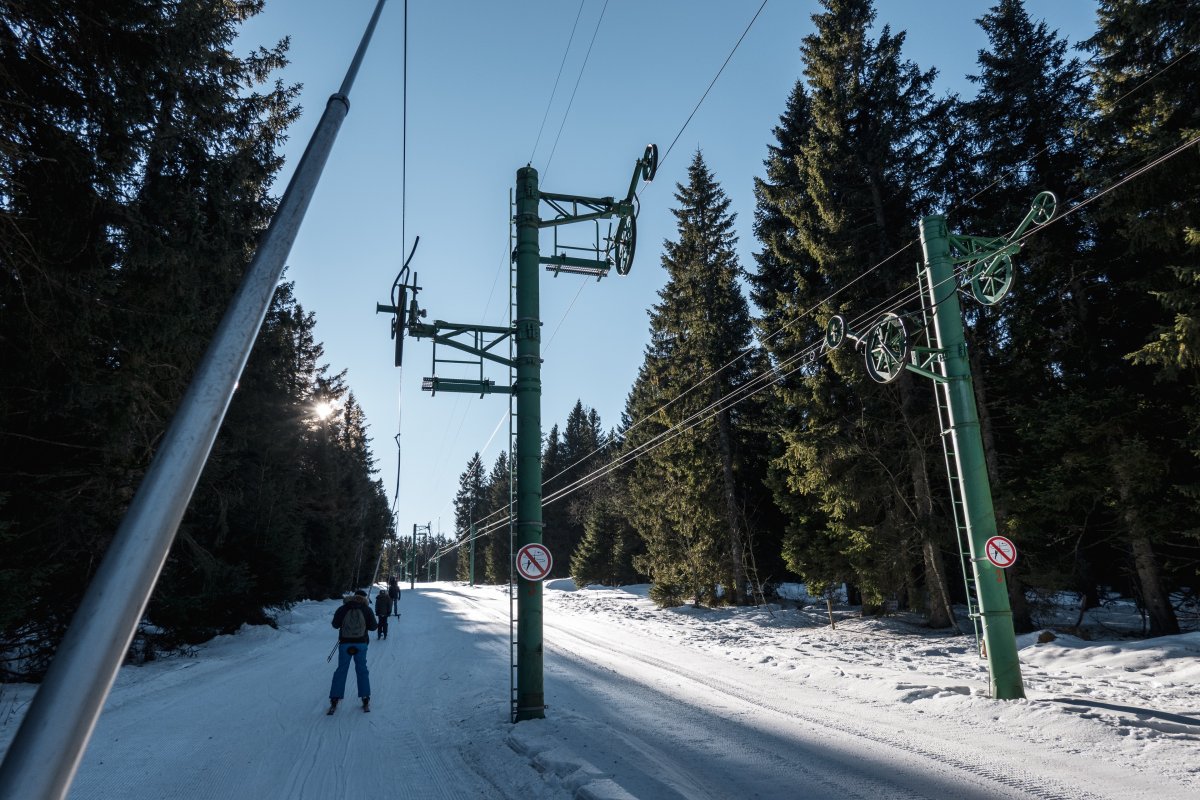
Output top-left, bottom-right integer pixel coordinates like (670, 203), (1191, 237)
(354, 589), (367, 597)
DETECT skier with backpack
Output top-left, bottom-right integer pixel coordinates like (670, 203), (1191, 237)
(373, 587), (392, 639)
(328, 589), (377, 714)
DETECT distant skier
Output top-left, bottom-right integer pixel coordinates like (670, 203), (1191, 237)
(328, 590), (377, 714)
(373, 587), (392, 639)
(387, 576), (401, 617)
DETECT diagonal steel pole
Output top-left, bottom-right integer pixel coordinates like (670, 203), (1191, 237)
(0, 3), (388, 797)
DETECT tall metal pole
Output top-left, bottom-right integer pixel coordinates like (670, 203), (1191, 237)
(469, 521), (476, 586)
(513, 166), (545, 720)
(410, 523), (417, 589)
(920, 214), (1025, 700)
(0, 5), (389, 797)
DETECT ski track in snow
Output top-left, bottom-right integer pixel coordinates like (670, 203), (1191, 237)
(1, 582), (1197, 799)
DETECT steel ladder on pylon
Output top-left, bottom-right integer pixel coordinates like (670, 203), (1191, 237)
(919, 266), (982, 651)
(507, 190), (521, 723)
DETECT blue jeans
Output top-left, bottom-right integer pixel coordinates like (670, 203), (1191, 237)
(329, 642), (370, 699)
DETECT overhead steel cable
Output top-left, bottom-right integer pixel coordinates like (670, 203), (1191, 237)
(446, 7), (1200, 554)
(390, 0), (411, 514)
(530, 0), (587, 166)
(542, 0), (610, 180)
(539, 0), (765, 409)
(540, 236), (921, 493)
(448, 127), (1200, 552)
(545, 41), (1200, 495)
(653, 0), (770, 181)
(402, 0), (408, 256)
(954, 43), (1200, 216)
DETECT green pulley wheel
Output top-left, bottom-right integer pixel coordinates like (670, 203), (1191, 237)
(864, 313), (909, 384)
(825, 315), (847, 350)
(1029, 191), (1056, 226)
(970, 251), (1014, 306)
(641, 143), (659, 182)
(613, 215), (637, 275)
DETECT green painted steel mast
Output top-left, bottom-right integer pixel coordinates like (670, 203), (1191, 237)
(822, 191), (1053, 700)
(379, 145), (657, 723)
(919, 214), (1024, 699)
(513, 165), (545, 719)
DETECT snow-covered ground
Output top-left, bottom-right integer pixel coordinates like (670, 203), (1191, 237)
(2, 581), (1197, 799)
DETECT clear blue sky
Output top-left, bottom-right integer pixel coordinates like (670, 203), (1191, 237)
(235, 1), (1098, 545)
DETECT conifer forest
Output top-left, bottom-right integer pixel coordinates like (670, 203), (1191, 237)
(3, 0), (1199, 681)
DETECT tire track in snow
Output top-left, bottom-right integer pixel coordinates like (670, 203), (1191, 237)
(452, 589), (928, 798)
(542, 616), (1117, 800)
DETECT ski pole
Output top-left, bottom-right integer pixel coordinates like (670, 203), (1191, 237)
(326, 641), (339, 663)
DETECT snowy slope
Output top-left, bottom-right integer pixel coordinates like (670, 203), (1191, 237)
(2, 582), (1197, 799)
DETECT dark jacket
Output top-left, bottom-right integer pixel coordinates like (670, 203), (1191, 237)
(374, 591), (393, 617)
(332, 595), (378, 644)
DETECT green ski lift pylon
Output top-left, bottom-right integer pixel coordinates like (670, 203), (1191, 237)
(380, 144), (655, 723)
(824, 191), (1056, 700)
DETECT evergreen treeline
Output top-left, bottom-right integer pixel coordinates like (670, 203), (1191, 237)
(0, 1), (392, 679)
(449, 0), (1198, 635)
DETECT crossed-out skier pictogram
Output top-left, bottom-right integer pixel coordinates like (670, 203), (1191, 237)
(984, 535), (1017, 569)
(516, 543), (553, 581)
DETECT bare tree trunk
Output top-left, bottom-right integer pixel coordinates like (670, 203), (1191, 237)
(715, 406), (747, 605)
(1110, 445), (1180, 637)
(899, 374), (954, 628)
(913, 458), (954, 628)
(1128, 533), (1180, 637)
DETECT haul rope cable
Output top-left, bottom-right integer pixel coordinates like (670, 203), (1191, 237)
(476, 6), (593, 329)
(543, 35), (1200, 491)
(530, 0), (587, 166)
(648, 0), (771, 185)
(540, 0), (763, 359)
(391, 0), (410, 514)
(423, 1), (611, 545)
(442, 14), (1200, 549)
(542, 0), (610, 181)
(537, 0), (773, 486)
(449, 128), (1200, 550)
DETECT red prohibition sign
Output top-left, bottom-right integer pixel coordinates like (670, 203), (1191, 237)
(516, 543), (553, 581)
(984, 535), (1018, 569)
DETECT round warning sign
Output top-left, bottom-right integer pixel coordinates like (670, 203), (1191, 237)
(515, 543), (553, 581)
(984, 535), (1017, 569)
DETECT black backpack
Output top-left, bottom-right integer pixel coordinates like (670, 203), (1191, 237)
(375, 592), (392, 615)
(340, 605), (367, 639)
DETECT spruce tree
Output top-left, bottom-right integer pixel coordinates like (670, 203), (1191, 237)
(540, 421), (570, 576)
(453, 453), (488, 581)
(0, 0), (298, 668)
(1071, 0), (1200, 635)
(626, 151), (764, 607)
(482, 451), (512, 583)
(954, 0), (1093, 631)
(570, 476), (645, 588)
(551, 401), (606, 576)
(749, 0), (955, 621)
